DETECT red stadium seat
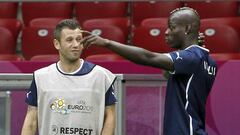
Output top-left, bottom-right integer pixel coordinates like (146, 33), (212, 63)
(200, 24), (240, 53)
(141, 18), (168, 27)
(132, 1), (181, 27)
(184, 1), (238, 19)
(132, 25), (174, 53)
(0, 54), (24, 61)
(0, 2), (18, 18)
(201, 17), (240, 37)
(30, 54), (59, 62)
(29, 18), (64, 28)
(0, 27), (15, 54)
(82, 25), (126, 58)
(22, 26), (57, 60)
(75, 2), (127, 25)
(0, 19), (22, 43)
(22, 2), (73, 26)
(83, 17), (130, 39)
(85, 54), (125, 62)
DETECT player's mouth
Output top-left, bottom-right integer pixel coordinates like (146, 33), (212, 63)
(71, 50), (80, 52)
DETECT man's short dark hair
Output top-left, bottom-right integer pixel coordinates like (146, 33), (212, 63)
(54, 19), (82, 41)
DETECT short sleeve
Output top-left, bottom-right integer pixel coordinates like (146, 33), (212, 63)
(169, 50), (200, 74)
(25, 78), (38, 106)
(101, 66), (117, 106)
(105, 85), (117, 106)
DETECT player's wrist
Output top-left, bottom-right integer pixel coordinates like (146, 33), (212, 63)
(104, 39), (111, 47)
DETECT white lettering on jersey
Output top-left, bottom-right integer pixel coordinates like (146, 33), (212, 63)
(204, 61), (216, 75)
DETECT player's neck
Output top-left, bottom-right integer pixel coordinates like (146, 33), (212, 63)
(59, 59), (82, 73)
(181, 39), (198, 50)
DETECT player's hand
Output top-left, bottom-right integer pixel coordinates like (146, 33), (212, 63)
(81, 31), (110, 49)
(198, 32), (205, 47)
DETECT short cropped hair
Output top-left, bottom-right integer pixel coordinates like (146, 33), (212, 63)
(170, 7), (200, 19)
(54, 19), (82, 41)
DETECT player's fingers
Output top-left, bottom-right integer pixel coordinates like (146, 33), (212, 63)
(199, 32), (204, 36)
(81, 34), (95, 45)
(82, 36), (97, 49)
(81, 30), (92, 37)
(198, 32), (205, 47)
(198, 32), (205, 39)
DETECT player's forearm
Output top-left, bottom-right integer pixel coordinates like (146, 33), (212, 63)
(101, 118), (115, 135)
(21, 122), (37, 135)
(21, 106), (38, 135)
(106, 40), (154, 65)
(101, 105), (116, 135)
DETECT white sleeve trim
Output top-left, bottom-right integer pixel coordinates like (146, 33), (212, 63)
(163, 53), (175, 74)
(163, 53), (173, 62)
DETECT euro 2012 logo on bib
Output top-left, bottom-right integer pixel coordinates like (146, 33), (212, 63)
(50, 98), (70, 115)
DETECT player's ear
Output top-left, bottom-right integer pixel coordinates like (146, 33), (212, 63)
(53, 39), (60, 50)
(185, 24), (192, 35)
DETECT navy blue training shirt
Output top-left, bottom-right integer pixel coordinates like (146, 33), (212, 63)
(164, 45), (217, 135)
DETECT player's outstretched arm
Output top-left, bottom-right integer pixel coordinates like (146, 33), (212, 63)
(81, 31), (174, 71)
(101, 105), (116, 135)
(21, 105), (38, 135)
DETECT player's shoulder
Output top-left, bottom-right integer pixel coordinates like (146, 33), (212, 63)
(93, 64), (112, 74)
(34, 63), (56, 75)
(187, 45), (217, 66)
(81, 60), (96, 71)
(85, 61), (114, 76)
(185, 45), (209, 54)
(185, 45), (209, 58)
